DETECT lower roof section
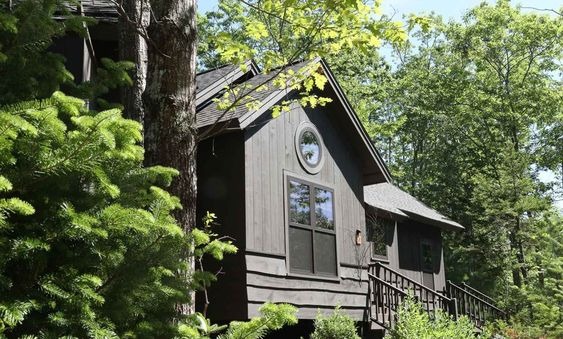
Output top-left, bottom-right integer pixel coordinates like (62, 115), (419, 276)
(364, 183), (464, 231)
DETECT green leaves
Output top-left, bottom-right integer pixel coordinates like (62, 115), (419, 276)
(0, 92), (191, 337)
(310, 307), (360, 339)
(198, 0), (413, 121)
(0, 300), (38, 332)
(216, 303), (297, 339)
(386, 297), (485, 339)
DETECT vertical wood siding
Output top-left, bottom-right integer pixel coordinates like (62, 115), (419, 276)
(243, 101), (370, 318)
(244, 101), (366, 264)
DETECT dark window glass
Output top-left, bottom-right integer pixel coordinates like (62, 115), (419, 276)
(299, 130), (321, 166)
(315, 188), (334, 230)
(314, 232), (337, 275)
(289, 227), (313, 273)
(287, 177), (336, 276)
(421, 242), (433, 272)
(289, 180), (310, 225)
(366, 214), (392, 258)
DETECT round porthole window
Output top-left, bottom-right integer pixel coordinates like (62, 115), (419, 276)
(295, 122), (325, 174)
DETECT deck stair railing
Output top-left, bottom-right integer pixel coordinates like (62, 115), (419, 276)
(368, 262), (457, 329)
(445, 280), (507, 328)
(368, 274), (408, 329)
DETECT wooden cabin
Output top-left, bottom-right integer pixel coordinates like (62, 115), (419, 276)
(193, 59), (472, 332)
(52, 5), (506, 336)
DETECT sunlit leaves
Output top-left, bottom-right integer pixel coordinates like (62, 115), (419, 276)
(199, 0), (412, 121)
(0, 92), (193, 337)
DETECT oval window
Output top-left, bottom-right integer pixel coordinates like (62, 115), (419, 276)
(295, 122), (324, 174)
(300, 130), (321, 166)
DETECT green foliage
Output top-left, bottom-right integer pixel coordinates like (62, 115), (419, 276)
(385, 297), (488, 339)
(500, 212), (563, 339)
(0, 0), (76, 104)
(191, 212), (238, 293)
(197, 0), (416, 121)
(178, 312), (228, 339)
(0, 0), (133, 106)
(310, 307), (360, 339)
(216, 303), (297, 339)
(315, 2), (562, 336)
(0, 92), (191, 337)
(177, 303), (297, 339)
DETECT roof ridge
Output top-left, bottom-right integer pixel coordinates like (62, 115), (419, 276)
(196, 63), (234, 76)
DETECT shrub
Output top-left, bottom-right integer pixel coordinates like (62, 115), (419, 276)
(310, 307), (360, 339)
(385, 297), (490, 339)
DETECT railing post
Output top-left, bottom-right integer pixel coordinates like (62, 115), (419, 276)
(449, 297), (458, 321)
(375, 262), (381, 278)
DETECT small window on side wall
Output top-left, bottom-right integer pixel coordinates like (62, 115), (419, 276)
(365, 213), (393, 259)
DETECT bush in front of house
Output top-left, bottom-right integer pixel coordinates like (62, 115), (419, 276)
(310, 307), (360, 339)
(385, 297), (491, 339)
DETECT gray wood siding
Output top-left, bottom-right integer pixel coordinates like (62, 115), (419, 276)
(244, 101), (367, 265)
(245, 254), (369, 320)
(243, 101), (370, 319)
(387, 221), (446, 292)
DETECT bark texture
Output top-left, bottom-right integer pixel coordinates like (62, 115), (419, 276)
(143, 0), (198, 315)
(119, 0), (150, 123)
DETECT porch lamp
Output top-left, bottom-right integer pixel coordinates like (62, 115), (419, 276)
(355, 229), (362, 246)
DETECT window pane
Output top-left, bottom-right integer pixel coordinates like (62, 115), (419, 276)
(289, 180), (310, 225)
(366, 214), (391, 257)
(289, 227), (313, 273)
(299, 130), (321, 166)
(421, 242), (433, 272)
(315, 188), (334, 230)
(314, 232), (337, 275)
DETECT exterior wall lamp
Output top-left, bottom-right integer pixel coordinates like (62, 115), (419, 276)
(355, 229), (362, 246)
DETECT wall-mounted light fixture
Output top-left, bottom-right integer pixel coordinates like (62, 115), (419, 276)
(355, 230), (362, 246)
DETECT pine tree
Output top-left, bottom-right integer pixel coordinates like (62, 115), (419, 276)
(0, 92), (192, 337)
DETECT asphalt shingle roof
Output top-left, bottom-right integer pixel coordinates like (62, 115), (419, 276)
(78, 0), (118, 21)
(364, 183), (464, 230)
(196, 64), (240, 94)
(196, 60), (311, 128)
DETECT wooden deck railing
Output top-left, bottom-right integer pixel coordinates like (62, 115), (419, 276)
(446, 280), (507, 328)
(368, 273), (408, 329)
(461, 282), (498, 306)
(368, 262), (457, 329)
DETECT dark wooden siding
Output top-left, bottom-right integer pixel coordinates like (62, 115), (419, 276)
(387, 221), (446, 292)
(196, 131), (247, 321)
(246, 254), (369, 319)
(243, 101), (371, 319)
(244, 101), (367, 263)
(50, 34), (91, 84)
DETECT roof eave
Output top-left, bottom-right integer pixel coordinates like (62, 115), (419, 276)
(401, 210), (465, 231)
(318, 58), (392, 184)
(196, 60), (260, 107)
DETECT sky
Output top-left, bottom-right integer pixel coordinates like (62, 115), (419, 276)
(198, 0), (562, 19)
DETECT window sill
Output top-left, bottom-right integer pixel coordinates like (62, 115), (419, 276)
(287, 272), (341, 283)
(370, 257), (390, 264)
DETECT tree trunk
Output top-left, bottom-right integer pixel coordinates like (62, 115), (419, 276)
(143, 0), (198, 315)
(119, 0), (150, 123)
(509, 229), (522, 287)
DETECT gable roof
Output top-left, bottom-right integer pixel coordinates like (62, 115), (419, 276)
(196, 60), (260, 108)
(364, 183), (464, 231)
(196, 60), (309, 129)
(195, 58), (392, 184)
